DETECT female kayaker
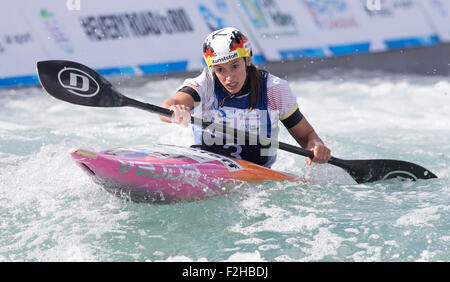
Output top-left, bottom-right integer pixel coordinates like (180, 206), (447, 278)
(160, 27), (330, 168)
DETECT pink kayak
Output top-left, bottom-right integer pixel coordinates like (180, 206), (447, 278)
(70, 144), (305, 203)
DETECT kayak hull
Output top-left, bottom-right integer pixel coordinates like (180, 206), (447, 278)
(70, 144), (305, 203)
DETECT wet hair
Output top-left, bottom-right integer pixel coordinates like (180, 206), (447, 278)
(246, 60), (267, 111)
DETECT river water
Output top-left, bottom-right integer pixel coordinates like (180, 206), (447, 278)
(0, 70), (448, 261)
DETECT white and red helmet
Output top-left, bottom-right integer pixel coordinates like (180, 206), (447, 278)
(203, 27), (252, 67)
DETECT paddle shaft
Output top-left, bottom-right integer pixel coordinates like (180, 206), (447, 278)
(123, 96), (173, 117)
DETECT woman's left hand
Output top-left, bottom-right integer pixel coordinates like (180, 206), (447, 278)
(307, 141), (331, 165)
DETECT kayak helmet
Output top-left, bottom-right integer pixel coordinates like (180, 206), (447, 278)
(203, 27), (252, 67)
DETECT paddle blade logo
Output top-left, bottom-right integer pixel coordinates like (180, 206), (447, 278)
(57, 67), (100, 97)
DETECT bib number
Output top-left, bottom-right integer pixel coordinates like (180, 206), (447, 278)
(223, 144), (242, 159)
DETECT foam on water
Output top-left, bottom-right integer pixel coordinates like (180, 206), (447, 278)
(0, 71), (449, 261)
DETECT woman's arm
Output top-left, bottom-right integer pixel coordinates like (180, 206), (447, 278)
(287, 117), (331, 165)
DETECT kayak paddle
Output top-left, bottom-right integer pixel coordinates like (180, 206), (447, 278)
(36, 60), (438, 183)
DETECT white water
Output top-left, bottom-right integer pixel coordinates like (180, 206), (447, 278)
(0, 70), (449, 261)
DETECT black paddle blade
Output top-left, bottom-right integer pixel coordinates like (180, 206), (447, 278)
(36, 60), (125, 107)
(338, 158), (438, 184)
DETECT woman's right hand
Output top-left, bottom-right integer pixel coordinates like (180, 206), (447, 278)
(168, 104), (191, 127)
